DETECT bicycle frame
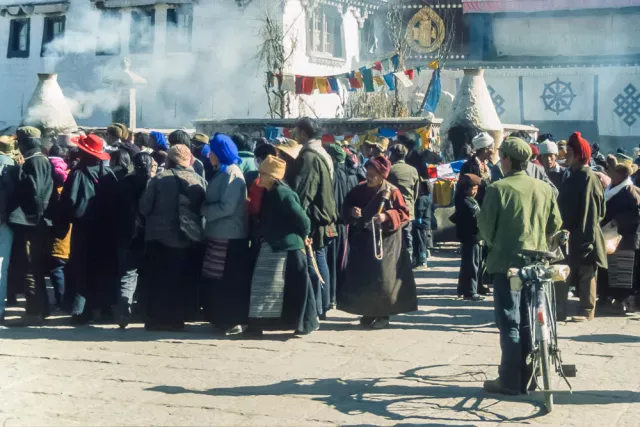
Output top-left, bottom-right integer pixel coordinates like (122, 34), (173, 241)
(516, 261), (573, 409)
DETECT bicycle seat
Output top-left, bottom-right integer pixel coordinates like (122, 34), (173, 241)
(520, 249), (557, 261)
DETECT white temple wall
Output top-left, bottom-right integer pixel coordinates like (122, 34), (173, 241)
(0, 0), (369, 130)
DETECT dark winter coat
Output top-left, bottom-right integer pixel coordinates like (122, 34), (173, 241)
(454, 195), (481, 244)
(388, 160), (420, 220)
(414, 194), (432, 230)
(289, 147), (338, 249)
(8, 148), (54, 227)
(259, 181), (311, 251)
(603, 184), (640, 251)
(333, 162), (359, 222)
(559, 166), (607, 268)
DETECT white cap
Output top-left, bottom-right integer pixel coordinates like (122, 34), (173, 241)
(472, 132), (494, 150)
(538, 140), (558, 155)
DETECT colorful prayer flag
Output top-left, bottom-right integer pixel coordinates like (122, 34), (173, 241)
(327, 77), (340, 93)
(280, 75), (295, 92)
(383, 73), (396, 90)
(404, 69), (414, 80)
(361, 68), (375, 92)
(393, 72), (413, 88)
(424, 68), (441, 113)
(391, 54), (400, 71)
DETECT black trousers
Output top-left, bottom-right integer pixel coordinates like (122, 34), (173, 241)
(8, 223), (51, 317)
(412, 224), (431, 265)
(457, 241), (481, 297)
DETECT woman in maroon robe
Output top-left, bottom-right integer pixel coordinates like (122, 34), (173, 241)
(338, 155), (418, 329)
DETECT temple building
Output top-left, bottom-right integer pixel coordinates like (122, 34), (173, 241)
(0, 0), (381, 129)
(356, 0), (640, 150)
(1, 0), (639, 151)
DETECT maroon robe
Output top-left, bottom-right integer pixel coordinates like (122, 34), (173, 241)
(338, 180), (418, 316)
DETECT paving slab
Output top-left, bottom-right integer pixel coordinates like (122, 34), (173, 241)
(1, 248), (639, 426)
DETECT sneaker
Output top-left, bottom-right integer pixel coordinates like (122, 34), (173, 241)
(225, 325), (245, 336)
(464, 294), (485, 302)
(414, 264), (428, 271)
(478, 286), (493, 296)
(371, 317), (390, 329)
(483, 378), (521, 396)
(295, 324), (320, 335)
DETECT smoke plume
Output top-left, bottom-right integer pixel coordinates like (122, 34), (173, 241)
(41, 0), (274, 128)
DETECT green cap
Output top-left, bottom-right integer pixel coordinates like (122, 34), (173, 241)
(0, 135), (15, 154)
(16, 126), (41, 139)
(500, 137), (533, 162)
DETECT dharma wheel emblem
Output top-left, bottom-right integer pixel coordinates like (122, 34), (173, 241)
(406, 7), (445, 53)
(540, 78), (577, 115)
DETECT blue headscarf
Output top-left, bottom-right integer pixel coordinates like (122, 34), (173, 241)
(150, 131), (169, 152)
(200, 143), (211, 163)
(209, 133), (241, 173)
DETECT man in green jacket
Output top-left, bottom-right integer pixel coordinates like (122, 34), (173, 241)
(478, 137), (562, 395)
(388, 144), (420, 263)
(291, 117), (338, 318)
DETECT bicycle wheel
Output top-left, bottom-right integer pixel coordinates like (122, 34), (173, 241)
(540, 340), (554, 413)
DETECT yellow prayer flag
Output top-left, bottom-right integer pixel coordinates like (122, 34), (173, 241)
(416, 127), (430, 149)
(428, 60), (439, 70)
(373, 76), (385, 87)
(317, 77), (330, 94)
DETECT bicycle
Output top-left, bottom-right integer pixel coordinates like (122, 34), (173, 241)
(507, 243), (577, 413)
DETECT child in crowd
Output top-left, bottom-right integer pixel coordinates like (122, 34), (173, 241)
(413, 179), (433, 270)
(453, 173), (484, 301)
(48, 144), (71, 310)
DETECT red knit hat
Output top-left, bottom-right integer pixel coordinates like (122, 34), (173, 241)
(366, 155), (391, 178)
(567, 132), (591, 166)
(529, 144), (539, 156)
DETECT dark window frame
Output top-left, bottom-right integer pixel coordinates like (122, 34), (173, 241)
(129, 8), (155, 54)
(166, 4), (193, 52)
(7, 18), (31, 59)
(96, 9), (122, 56)
(41, 15), (66, 57)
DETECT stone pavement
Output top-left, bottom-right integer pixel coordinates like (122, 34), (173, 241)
(1, 248), (639, 426)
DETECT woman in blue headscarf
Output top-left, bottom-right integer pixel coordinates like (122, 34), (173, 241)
(201, 134), (250, 335)
(150, 131), (169, 174)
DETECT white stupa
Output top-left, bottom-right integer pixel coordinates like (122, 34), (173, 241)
(440, 69), (503, 161)
(22, 73), (78, 135)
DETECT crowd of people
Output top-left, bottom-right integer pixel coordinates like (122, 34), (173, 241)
(1, 117), (639, 397)
(0, 119), (437, 335)
(451, 130), (640, 396)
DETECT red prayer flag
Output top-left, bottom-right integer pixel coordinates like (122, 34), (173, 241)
(404, 69), (415, 80)
(321, 134), (334, 143)
(349, 78), (363, 89)
(373, 61), (383, 72)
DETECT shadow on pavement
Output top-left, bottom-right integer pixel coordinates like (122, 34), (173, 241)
(146, 363), (640, 424)
(567, 333), (640, 344)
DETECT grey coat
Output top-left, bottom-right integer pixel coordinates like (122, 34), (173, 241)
(140, 166), (207, 248)
(202, 164), (248, 240)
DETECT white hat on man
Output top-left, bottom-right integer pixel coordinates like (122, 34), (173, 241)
(538, 140), (558, 156)
(472, 132), (494, 150)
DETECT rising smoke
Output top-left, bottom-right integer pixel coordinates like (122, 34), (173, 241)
(42, 0), (277, 127)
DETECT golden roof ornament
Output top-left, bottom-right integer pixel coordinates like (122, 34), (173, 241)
(405, 7), (445, 54)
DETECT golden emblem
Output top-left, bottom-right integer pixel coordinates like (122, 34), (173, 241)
(406, 7), (445, 53)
